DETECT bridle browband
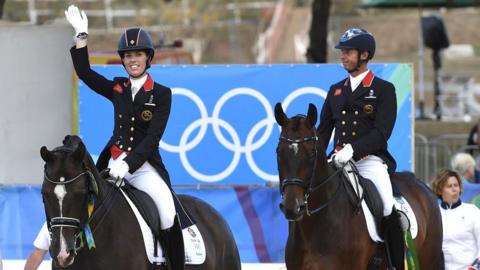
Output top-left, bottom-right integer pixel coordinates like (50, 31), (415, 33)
(279, 127), (344, 216)
(44, 170), (92, 185)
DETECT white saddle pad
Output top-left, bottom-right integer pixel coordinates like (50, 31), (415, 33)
(183, 225), (206, 264)
(342, 164), (418, 242)
(120, 189), (206, 265)
(362, 196), (418, 242)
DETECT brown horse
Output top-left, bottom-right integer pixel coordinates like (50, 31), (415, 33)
(274, 103), (443, 270)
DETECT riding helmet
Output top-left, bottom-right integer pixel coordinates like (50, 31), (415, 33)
(335, 28), (375, 60)
(117, 28), (155, 65)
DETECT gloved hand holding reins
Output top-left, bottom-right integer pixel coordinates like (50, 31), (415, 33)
(333, 144), (354, 167)
(109, 160), (130, 180)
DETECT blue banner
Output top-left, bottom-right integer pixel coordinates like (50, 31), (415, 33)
(3, 183), (480, 262)
(79, 64), (413, 184)
(0, 185), (286, 263)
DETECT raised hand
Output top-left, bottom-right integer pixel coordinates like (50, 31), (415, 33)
(64, 5), (88, 36)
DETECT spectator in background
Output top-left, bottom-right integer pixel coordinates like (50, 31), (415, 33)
(467, 120), (480, 154)
(467, 121), (480, 183)
(451, 152), (480, 208)
(24, 223), (48, 270)
(432, 169), (480, 270)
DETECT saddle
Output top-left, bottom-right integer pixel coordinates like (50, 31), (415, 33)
(339, 162), (384, 232)
(338, 162), (415, 237)
(338, 163), (417, 270)
(118, 182), (193, 270)
(122, 183), (195, 234)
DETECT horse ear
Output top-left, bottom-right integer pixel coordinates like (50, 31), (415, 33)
(306, 103), (318, 128)
(274, 103), (287, 127)
(72, 141), (86, 162)
(40, 146), (55, 162)
(62, 135), (71, 145)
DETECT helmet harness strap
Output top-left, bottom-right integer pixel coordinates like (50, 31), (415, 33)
(346, 49), (369, 74)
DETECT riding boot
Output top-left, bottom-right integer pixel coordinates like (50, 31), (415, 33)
(381, 210), (405, 270)
(159, 215), (185, 270)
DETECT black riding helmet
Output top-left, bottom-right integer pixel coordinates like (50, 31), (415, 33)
(118, 28), (155, 68)
(335, 28), (375, 60)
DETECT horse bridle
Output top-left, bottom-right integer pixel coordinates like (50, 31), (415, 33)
(43, 163), (123, 253)
(43, 167), (95, 251)
(279, 129), (344, 216)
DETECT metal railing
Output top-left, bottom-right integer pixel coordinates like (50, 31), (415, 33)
(414, 133), (470, 184)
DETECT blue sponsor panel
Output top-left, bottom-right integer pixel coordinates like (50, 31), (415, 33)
(0, 186), (47, 259)
(0, 186), (286, 263)
(79, 64), (413, 185)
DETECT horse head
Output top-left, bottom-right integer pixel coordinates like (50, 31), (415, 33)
(275, 103), (328, 221)
(40, 136), (98, 268)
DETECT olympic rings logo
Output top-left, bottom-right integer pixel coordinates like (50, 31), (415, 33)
(160, 87), (328, 183)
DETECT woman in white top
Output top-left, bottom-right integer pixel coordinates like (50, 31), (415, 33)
(432, 169), (480, 270)
(24, 223), (49, 270)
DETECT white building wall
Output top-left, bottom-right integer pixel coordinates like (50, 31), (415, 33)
(0, 23), (73, 184)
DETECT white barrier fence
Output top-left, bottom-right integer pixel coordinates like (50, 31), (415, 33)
(2, 260), (287, 270)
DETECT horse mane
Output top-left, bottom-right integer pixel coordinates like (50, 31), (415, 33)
(62, 135), (104, 191)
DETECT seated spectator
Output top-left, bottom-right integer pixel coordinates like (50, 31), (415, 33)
(451, 153), (480, 207)
(467, 121), (480, 182)
(467, 120), (480, 153)
(432, 169), (480, 270)
(24, 223), (49, 270)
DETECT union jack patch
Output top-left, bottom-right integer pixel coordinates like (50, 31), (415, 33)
(334, 88), (342, 96)
(113, 84), (123, 94)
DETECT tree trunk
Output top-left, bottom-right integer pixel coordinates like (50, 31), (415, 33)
(0, 0), (5, 19)
(306, 0), (331, 63)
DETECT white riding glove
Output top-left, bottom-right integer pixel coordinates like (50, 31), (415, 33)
(334, 144), (354, 167)
(109, 160), (129, 180)
(64, 5), (88, 36)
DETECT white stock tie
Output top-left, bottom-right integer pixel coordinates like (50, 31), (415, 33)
(131, 86), (139, 101)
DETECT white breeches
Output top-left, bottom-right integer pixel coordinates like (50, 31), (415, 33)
(109, 154), (176, 230)
(354, 155), (394, 216)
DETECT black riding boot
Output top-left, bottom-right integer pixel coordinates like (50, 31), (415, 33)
(159, 215), (185, 270)
(381, 210), (405, 270)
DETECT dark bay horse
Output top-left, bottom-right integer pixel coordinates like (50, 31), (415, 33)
(40, 135), (240, 270)
(274, 103), (443, 270)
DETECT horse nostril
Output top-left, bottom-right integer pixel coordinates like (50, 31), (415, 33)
(297, 203), (306, 215)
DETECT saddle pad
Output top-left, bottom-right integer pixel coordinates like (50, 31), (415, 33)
(394, 196), (418, 239)
(362, 196), (419, 242)
(341, 164), (418, 242)
(182, 225), (206, 265)
(120, 189), (207, 265)
(120, 189), (165, 264)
